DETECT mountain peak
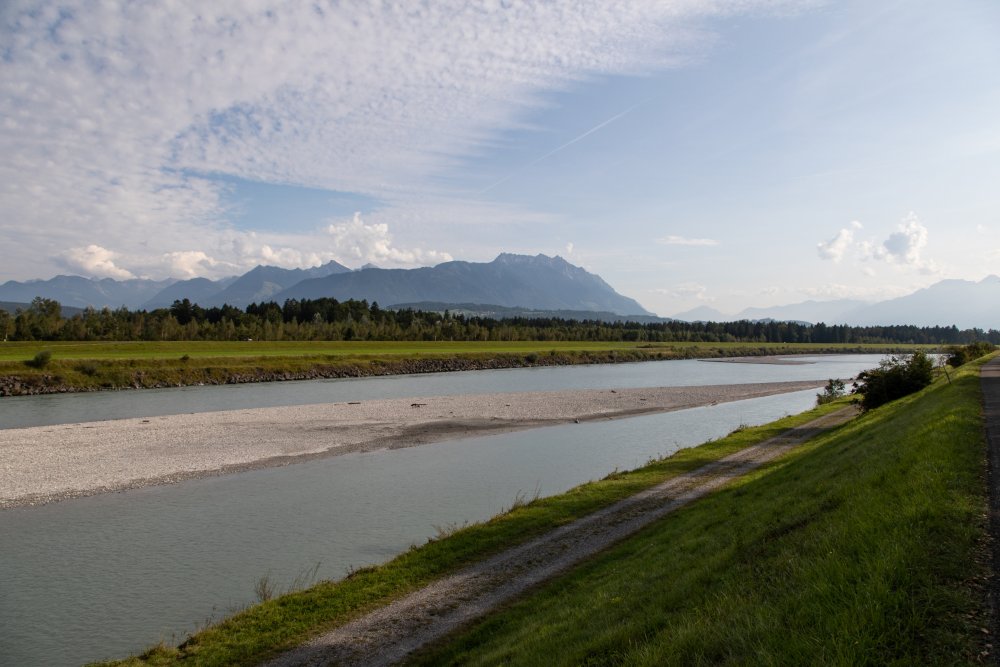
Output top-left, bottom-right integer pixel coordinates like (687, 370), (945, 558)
(492, 252), (569, 267)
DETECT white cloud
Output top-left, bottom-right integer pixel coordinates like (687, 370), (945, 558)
(160, 251), (235, 280)
(325, 213), (452, 266)
(817, 216), (941, 275)
(816, 220), (862, 262)
(867, 212), (941, 274)
(875, 213), (926, 264)
(0, 1), (814, 281)
(657, 235), (720, 246)
(59, 245), (136, 280)
(565, 242), (575, 255)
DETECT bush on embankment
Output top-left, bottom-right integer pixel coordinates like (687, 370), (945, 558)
(949, 341), (998, 367)
(852, 350), (934, 411)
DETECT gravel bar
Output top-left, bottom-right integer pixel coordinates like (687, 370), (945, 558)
(0, 380), (824, 509)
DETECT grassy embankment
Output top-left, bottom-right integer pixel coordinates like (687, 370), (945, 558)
(1, 340), (922, 394)
(102, 356), (989, 666)
(412, 357), (993, 665)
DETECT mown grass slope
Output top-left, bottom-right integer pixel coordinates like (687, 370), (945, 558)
(411, 358), (991, 665)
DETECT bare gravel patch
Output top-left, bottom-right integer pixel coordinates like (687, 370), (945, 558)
(0, 381), (823, 509)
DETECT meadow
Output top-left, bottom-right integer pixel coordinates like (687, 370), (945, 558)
(0, 340), (921, 395)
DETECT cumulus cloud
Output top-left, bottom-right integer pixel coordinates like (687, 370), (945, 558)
(817, 216), (940, 275)
(867, 213), (940, 274)
(326, 213), (452, 266)
(59, 245), (136, 280)
(0, 1), (814, 280)
(816, 221), (862, 262)
(566, 242), (575, 255)
(657, 235), (720, 246)
(160, 251), (236, 280)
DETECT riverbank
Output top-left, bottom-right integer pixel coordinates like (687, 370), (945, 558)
(103, 357), (990, 667)
(0, 341), (912, 396)
(0, 380), (824, 509)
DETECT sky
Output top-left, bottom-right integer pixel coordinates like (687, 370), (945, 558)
(2, 0), (999, 317)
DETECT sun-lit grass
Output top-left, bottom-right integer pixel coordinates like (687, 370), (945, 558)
(0, 341), (922, 394)
(95, 399), (853, 667)
(410, 358), (991, 666)
(0, 339), (913, 362)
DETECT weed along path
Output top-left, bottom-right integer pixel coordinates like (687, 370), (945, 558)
(264, 406), (857, 667)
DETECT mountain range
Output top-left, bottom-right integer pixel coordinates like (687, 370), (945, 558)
(0, 254), (650, 317)
(2, 255), (997, 329)
(671, 276), (1000, 330)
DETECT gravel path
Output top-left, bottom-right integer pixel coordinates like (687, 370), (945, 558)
(264, 406), (856, 667)
(0, 380), (824, 509)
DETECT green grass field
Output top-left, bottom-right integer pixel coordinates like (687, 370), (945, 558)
(411, 358), (991, 665)
(1, 341), (921, 394)
(0, 339), (913, 362)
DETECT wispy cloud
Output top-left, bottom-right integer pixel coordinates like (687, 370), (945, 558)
(657, 235), (720, 246)
(479, 105), (639, 194)
(0, 0), (813, 280)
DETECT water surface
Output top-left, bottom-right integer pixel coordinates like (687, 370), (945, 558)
(0, 354), (880, 429)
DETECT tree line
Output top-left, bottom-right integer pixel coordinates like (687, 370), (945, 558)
(2, 296), (998, 345)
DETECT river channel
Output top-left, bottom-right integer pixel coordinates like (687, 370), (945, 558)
(0, 355), (881, 665)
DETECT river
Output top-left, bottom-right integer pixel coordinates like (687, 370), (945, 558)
(0, 355), (881, 665)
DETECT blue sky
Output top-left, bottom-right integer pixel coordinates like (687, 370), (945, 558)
(1, 1), (998, 316)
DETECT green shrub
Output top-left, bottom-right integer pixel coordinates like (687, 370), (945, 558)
(947, 342), (996, 367)
(816, 378), (846, 405)
(24, 349), (52, 369)
(73, 361), (99, 376)
(852, 351), (934, 411)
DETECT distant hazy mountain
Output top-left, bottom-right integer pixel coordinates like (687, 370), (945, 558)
(142, 276), (237, 309)
(670, 276), (1000, 329)
(842, 276), (1000, 329)
(141, 260), (351, 309)
(192, 261), (351, 308)
(0, 275), (175, 309)
(0, 301), (84, 316)
(275, 253), (653, 316)
(671, 305), (730, 322)
(735, 299), (868, 325)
